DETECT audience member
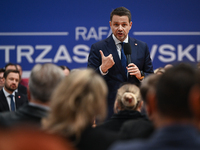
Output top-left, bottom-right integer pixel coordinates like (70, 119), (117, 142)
(60, 65), (70, 76)
(0, 68), (5, 90)
(16, 64), (29, 88)
(189, 69), (200, 129)
(0, 70), (28, 112)
(164, 63), (173, 71)
(154, 67), (165, 75)
(97, 84), (147, 133)
(43, 69), (118, 150)
(118, 74), (159, 140)
(0, 63), (64, 127)
(109, 63), (200, 150)
(5, 63), (27, 95)
(0, 127), (74, 150)
(197, 62), (200, 70)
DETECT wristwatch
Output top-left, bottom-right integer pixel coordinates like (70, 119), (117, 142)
(139, 71), (144, 80)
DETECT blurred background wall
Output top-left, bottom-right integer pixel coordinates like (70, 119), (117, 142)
(0, 0), (199, 78)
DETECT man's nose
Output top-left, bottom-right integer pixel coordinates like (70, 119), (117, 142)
(13, 80), (17, 84)
(118, 25), (123, 30)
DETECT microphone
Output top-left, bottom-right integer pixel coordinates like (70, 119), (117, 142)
(123, 43), (132, 65)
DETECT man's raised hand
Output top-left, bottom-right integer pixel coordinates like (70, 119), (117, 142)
(99, 50), (115, 73)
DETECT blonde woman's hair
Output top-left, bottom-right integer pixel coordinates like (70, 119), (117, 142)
(42, 69), (108, 140)
(114, 84), (141, 112)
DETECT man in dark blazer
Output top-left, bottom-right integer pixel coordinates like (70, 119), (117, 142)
(88, 7), (153, 118)
(0, 70), (28, 112)
(5, 63), (27, 95)
(0, 63), (65, 127)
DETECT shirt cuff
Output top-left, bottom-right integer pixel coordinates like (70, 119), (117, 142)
(99, 66), (108, 75)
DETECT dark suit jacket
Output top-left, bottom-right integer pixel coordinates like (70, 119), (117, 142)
(0, 89), (28, 112)
(109, 125), (200, 150)
(87, 35), (154, 118)
(118, 118), (154, 140)
(97, 110), (148, 133)
(70, 126), (118, 150)
(0, 103), (48, 127)
(18, 83), (27, 95)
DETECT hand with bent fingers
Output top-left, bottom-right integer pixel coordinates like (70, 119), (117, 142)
(127, 63), (141, 79)
(99, 50), (115, 73)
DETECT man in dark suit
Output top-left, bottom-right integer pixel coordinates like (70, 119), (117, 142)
(0, 63), (65, 127)
(0, 70), (28, 112)
(88, 7), (153, 118)
(109, 64), (200, 150)
(0, 68), (5, 90)
(5, 63), (27, 95)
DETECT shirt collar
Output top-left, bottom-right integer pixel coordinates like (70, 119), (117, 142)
(3, 87), (15, 97)
(112, 34), (129, 45)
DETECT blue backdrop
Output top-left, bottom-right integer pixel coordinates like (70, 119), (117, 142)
(0, 0), (200, 77)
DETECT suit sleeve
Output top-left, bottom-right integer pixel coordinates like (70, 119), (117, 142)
(143, 43), (154, 77)
(87, 44), (102, 74)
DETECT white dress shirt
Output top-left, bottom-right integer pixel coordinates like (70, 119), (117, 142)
(3, 87), (16, 111)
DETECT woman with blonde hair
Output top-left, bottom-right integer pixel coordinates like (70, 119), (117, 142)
(97, 84), (148, 132)
(42, 69), (117, 150)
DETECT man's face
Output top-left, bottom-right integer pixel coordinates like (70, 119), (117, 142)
(0, 72), (4, 88)
(4, 72), (19, 93)
(109, 15), (132, 42)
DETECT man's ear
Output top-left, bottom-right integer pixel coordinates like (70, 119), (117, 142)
(189, 85), (200, 119)
(27, 86), (31, 101)
(137, 100), (143, 111)
(146, 91), (157, 119)
(109, 21), (112, 27)
(114, 101), (119, 114)
(129, 21), (132, 29)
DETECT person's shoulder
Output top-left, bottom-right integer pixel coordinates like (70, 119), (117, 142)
(109, 139), (147, 150)
(129, 37), (147, 45)
(15, 92), (28, 100)
(91, 35), (112, 46)
(123, 118), (152, 127)
(0, 111), (17, 125)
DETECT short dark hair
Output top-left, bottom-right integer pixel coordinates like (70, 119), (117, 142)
(110, 7), (131, 22)
(0, 68), (5, 73)
(5, 63), (18, 71)
(140, 74), (160, 103)
(156, 63), (197, 119)
(3, 70), (20, 79)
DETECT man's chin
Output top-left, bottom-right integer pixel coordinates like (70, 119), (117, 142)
(116, 36), (125, 42)
(8, 88), (16, 92)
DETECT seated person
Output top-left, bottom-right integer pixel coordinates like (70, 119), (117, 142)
(109, 63), (200, 150)
(97, 84), (148, 133)
(42, 69), (118, 150)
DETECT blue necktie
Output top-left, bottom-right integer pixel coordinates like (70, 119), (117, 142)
(120, 42), (127, 75)
(9, 95), (15, 111)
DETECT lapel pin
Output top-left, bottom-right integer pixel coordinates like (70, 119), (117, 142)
(135, 43), (137, 46)
(18, 96), (21, 98)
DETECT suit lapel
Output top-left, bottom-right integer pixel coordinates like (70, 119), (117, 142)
(0, 90), (10, 111)
(15, 92), (22, 109)
(129, 37), (138, 64)
(105, 35), (127, 80)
